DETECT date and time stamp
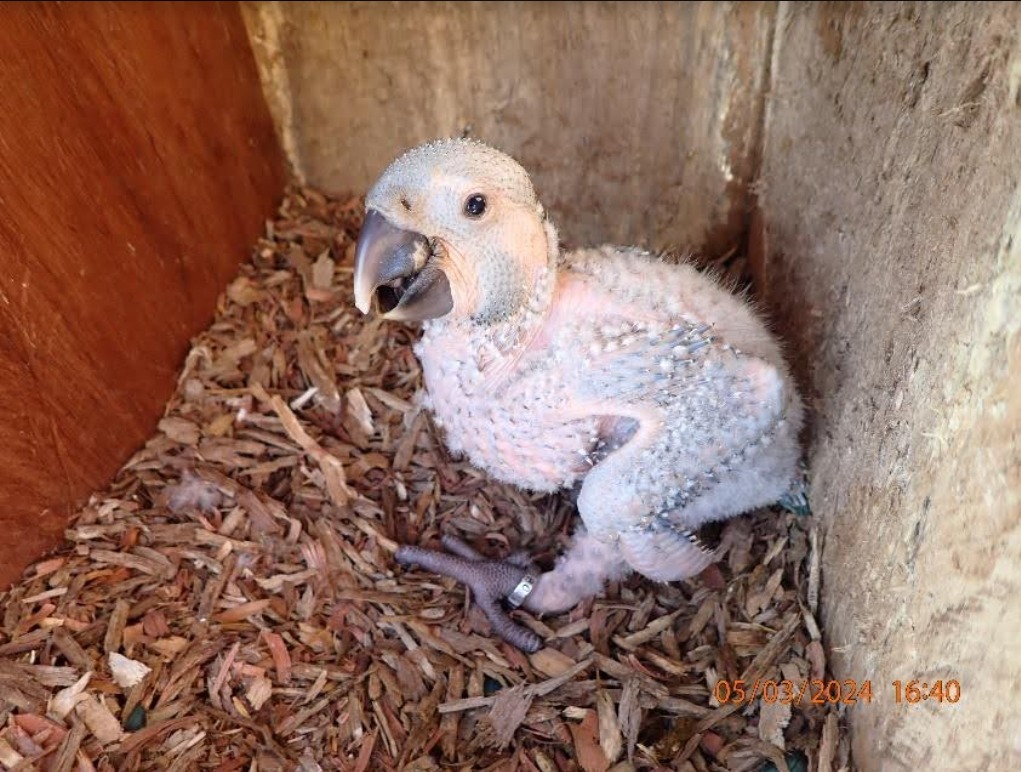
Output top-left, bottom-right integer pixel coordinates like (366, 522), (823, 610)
(713, 678), (962, 706)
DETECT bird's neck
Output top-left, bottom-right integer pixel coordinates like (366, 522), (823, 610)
(494, 259), (558, 351)
(425, 220), (561, 355)
(423, 261), (556, 356)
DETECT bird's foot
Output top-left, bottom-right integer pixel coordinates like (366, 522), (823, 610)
(394, 534), (543, 652)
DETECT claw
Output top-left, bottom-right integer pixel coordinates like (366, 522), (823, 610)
(440, 533), (485, 560)
(394, 537), (544, 652)
(505, 550), (534, 570)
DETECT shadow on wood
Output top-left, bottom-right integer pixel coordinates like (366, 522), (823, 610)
(0, 2), (285, 588)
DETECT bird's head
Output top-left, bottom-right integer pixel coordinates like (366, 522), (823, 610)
(353, 138), (557, 325)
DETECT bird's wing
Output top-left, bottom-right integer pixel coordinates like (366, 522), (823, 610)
(575, 314), (789, 491)
(555, 250), (796, 580)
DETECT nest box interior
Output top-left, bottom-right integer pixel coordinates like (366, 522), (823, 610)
(0, 3), (1017, 770)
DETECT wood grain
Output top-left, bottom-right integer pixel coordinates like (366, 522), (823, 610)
(241, 0), (775, 259)
(0, 2), (285, 588)
(760, 2), (1020, 767)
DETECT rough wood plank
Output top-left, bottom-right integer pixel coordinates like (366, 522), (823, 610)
(241, 0), (776, 257)
(0, 1), (285, 588)
(760, 3), (1020, 769)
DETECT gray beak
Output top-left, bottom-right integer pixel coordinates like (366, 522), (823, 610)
(353, 209), (454, 321)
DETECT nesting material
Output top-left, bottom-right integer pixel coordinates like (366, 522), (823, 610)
(0, 188), (851, 771)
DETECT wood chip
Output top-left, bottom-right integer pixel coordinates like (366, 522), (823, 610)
(108, 652), (151, 689)
(567, 709), (610, 772)
(245, 675), (274, 711)
(75, 694), (124, 744)
(0, 737), (24, 768)
(0, 188), (842, 768)
(49, 671), (93, 720)
(758, 695), (792, 749)
(261, 630), (292, 685)
(50, 715), (87, 772)
(488, 685), (534, 748)
(596, 689), (623, 764)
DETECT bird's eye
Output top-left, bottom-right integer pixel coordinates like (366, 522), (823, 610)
(464, 194), (487, 218)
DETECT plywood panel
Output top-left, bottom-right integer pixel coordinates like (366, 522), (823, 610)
(760, 2), (1020, 768)
(241, 0), (775, 258)
(0, 2), (285, 587)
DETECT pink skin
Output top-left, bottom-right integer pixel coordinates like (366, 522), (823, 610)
(394, 269), (782, 651)
(358, 140), (804, 653)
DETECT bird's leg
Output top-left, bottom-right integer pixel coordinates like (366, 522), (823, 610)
(395, 530), (633, 652)
(520, 530), (631, 615)
(394, 535), (544, 652)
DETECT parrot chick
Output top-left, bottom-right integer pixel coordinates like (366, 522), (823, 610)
(353, 138), (805, 652)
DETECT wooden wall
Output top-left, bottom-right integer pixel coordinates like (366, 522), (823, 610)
(760, 2), (1020, 768)
(0, 2), (285, 588)
(240, 1), (776, 260)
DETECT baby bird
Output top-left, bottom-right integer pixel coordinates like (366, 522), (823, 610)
(353, 138), (805, 652)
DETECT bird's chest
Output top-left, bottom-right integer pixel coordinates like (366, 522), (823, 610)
(413, 332), (598, 493)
